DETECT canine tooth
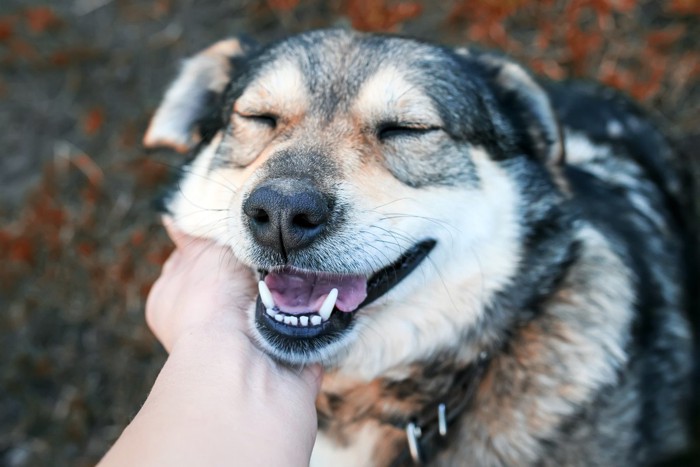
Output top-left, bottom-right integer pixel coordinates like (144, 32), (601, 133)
(275, 314), (284, 322)
(258, 281), (275, 309)
(266, 308), (276, 317)
(300, 316), (309, 326)
(318, 288), (338, 321)
(310, 315), (322, 326)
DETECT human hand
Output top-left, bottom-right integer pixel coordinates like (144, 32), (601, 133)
(102, 219), (323, 467)
(145, 217), (257, 352)
(145, 217), (322, 394)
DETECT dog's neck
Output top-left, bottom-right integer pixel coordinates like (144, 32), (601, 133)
(314, 208), (581, 465)
(316, 351), (491, 465)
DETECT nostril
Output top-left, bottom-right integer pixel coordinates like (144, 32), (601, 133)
(252, 208), (269, 224)
(292, 213), (319, 229)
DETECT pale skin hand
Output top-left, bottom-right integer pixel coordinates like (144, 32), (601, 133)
(99, 219), (322, 467)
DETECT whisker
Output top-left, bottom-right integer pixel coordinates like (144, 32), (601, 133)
(152, 159), (241, 194)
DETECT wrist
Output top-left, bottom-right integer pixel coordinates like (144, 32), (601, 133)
(166, 317), (319, 413)
(159, 318), (319, 465)
(169, 316), (255, 358)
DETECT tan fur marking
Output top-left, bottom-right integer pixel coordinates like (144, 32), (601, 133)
(235, 60), (308, 121)
(353, 66), (442, 126)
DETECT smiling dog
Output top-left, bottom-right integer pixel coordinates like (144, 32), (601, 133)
(145, 30), (693, 466)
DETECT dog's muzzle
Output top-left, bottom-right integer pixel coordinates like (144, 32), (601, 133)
(244, 178), (437, 355)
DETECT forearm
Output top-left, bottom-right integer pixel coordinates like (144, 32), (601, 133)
(100, 325), (318, 467)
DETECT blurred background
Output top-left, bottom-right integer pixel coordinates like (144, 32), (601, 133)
(0, 0), (698, 465)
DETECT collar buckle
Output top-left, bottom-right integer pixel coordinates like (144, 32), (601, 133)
(401, 352), (491, 465)
(437, 403), (447, 437)
(405, 422), (423, 464)
(406, 403), (449, 465)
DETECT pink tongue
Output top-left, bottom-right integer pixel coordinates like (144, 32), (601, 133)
(264, 268), (368, 315)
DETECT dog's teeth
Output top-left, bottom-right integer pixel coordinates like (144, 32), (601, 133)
(258, 281), (275, 309)
(266, 308), (276, 317)
(310, 315), (322, 326)
(284, 316), (293, 325)
(289, 316), (299, 326)
(300, 316), (309, 326)
(275, 314), (284, 322)
(318, 288), (338, 321)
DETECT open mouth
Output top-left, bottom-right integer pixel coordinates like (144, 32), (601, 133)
(254, 240), (436, 349)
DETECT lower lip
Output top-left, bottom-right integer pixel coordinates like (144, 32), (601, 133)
(254, 296), (354, 338)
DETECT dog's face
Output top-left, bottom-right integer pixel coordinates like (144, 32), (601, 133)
(146, 30), (563, 376)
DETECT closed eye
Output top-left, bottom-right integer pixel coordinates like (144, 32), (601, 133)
(235, 112), (278, 129)
(377, 122), (441, 141)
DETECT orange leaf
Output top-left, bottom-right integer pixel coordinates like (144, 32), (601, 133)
(646, 26), (686, 50)
(0, 17), (14, 41)
(83, 107), (104, 135)
(267, 0), (300, 11)
(76, 241), (96, 258)
(345, 0), (422, 31)
(669, 0), (700, 14)
(25, 6), (61, 34)
(613, 0), (637, 13)
(9, 237), (34, 264)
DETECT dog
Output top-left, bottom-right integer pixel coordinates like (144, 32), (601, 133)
(144, 29), (694, 466)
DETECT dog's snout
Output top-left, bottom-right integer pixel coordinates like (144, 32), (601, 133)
(243, 179), (330, 255)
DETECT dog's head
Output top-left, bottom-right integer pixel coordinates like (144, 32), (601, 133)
(146, 30), (563, 376)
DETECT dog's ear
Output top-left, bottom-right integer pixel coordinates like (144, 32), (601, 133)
(144, 37), (255, 152)
(461, 49), (564, 165)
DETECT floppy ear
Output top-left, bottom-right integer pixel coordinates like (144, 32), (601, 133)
(464, 50), (564, 165)
(144, 37), (255, 152)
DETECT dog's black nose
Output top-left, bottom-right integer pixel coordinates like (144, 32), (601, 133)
(243, 179), (331, 255)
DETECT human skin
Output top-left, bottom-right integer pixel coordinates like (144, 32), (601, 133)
(99, 219), (322, 466)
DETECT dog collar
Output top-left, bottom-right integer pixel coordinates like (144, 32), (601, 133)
(389, 350), (491, 466)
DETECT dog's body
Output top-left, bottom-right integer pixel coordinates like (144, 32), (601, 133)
(145, 30), (693, 466)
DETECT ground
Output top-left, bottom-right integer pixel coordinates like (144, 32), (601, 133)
(0, 1), (698, 465)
